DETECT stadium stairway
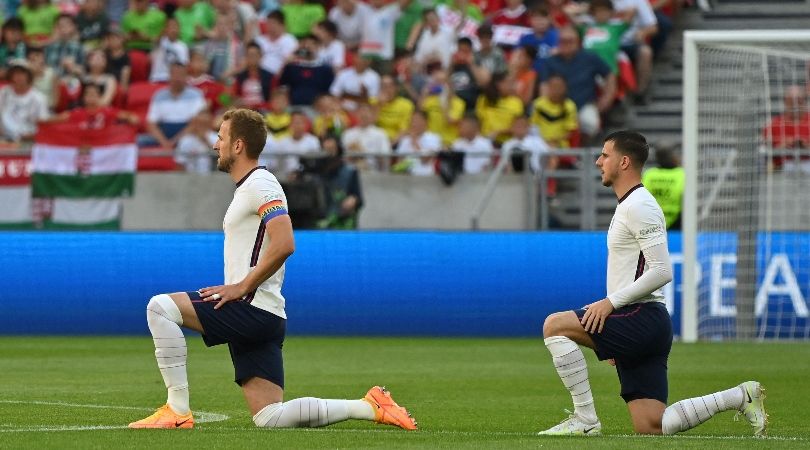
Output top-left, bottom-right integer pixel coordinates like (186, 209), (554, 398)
(621, 0), (810, 147)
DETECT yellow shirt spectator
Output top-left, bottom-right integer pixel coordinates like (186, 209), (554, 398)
(475, 95), (524, 144)
(313, 111), (351, 138)
(530, 96), (578, 148)
(375, 96), (415, 143)
(422, 94), (466, 147)
(265, 112), (292, 139)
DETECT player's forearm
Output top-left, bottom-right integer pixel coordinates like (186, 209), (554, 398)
(239, 241), (294, 294)
(608, 243), (673, 308)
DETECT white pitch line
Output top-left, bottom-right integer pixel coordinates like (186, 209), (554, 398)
(0, 399), (229, 432)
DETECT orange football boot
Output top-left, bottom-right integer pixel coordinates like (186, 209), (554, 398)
(363, 386), (418, 430)
(128, 404), (194, 429)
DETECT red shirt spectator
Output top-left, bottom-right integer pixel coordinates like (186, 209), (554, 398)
(492, 0), (530, 27)
(762, 86), (810, 169)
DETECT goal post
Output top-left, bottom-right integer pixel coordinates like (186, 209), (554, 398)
(682, 30), (810, 342)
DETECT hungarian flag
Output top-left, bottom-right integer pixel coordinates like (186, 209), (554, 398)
(30, 123), (138, 229)
(0, 154), (34, 229)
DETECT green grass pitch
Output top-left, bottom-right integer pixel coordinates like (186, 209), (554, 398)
(0, 336), (808, 449)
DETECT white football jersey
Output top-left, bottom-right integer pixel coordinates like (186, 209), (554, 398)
(606, 184), (667, 306)
(223, 167), (289, 319)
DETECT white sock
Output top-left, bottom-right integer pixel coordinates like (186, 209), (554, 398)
(662, 385), (745, 434)
(544, 336), (598, 424)
(252, 398), (375, 428)
(146, 294), (190, 415)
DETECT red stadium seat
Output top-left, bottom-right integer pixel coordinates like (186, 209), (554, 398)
(125, 82), (165, 132)
(128, 50), (152, 84)
(137, 146), (180, 171)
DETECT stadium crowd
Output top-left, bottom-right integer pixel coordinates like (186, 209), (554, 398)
(0, 0), (684, 175)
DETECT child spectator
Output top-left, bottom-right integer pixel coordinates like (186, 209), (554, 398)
(508, 44), (538, 106)
(52, 82), (138, 128)
(517, 6), (559, 73)
(474, 24), (506, 80)
(82, 48), (117, 107)
(199, 14), (244, 82)
(530, 74), (578, 149)
(27, 46), (58, 108)
(149, 17), (189, 83)
(411, 8), (457, 69)
(174, 0), (215, 45)
(279, 35), (335, 107)
(0, 60), (50, 142)
(449, 37), (481, 111)
(312, 94), (350, 139)
(17, 0), (60, 44)
(330, 55), (380, 111)
(46, 13), (84, 78)
(75, 0), (109, 49)
(313, 20), (345, 71)
(121, 0), (167, 52)
(450, 114), (494, 174)
(341, 102), (391, 170)
(281, 0), (325, 38)
(501, 115), (550, 174)
(255, 10), (297, 75)
(395, 110), (442, 176)
(175, 110), (217, 173)
(103, 29), (130, 91)
(475, 72), (524, 145)
(375, 74), (414, 144)
(234, 41), (273, 110)
(420, 67), (465, 147)
(0, 18), (26, 79)
(264, 88), (291, 139)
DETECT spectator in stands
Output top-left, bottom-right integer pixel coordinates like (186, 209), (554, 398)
(342, 102), (391, 170)
(149, 17), (188, 83)
(328, 0), (369, 52)
(375, 74), (414, 144)
(530, 74), (578, 149)
(539, 26), (615, 140)
(762, 85), (810, 172)
(613, 0), (658, 103)
(411, 8), (457, 69)
(46, 13), (84, 78)
(451, 114), (494, 174)
(649, 0), (674, 59)
(508, 44), (538, 106)
(187, 50), (226, 113)
(501, 115), (551, 174)
(234, 41), (273, 110)
(255, 10), (297, 75)
(491, 0), (530, 27)
(75, 0), (109, 49)
(174, 0), (215, 45)
(475, 71), (524, 145)
(359, 0), (412, 74)
(264, 88), (291, 139)
(82, 48), (117, 107)
(394, 0), (424, 57)
(395, 110), (442, 176)
(52, 82), (138, 128)
(474, 24), (506, 81)
(435, 0), (484, 43)
(281, 0), (325, 38)
(0, 18), (26, 79)
(330, 55), (380, 111)
(313, 20), (345, 71)
(266, 110), (320, 177)
(420, 67), (465, 147)
(0, 59), (49, 142)
(642, 144), (683, 229)
(279, 35), (335, 107)
(144, 62), (207, 149)
(27, 45), (58, 108)
(199, 14), (244, 82)
(449, 37), (481, 112)
(211, 0), (258, 44)
(175, 109), (217, 173)
(121, 0), (167, 52)
(316, 133), (364, 229)
(17, 0), (59, 44)
(103, 29), (130, 91)
(518, 6), (559, 73)
(574, 0), (630, 78)
(312, 94), (350, 138)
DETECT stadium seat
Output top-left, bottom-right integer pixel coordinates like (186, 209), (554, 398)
(125, 82), (165, 132)
(137, 146), (180, 171)
(128, 50), (152, 84)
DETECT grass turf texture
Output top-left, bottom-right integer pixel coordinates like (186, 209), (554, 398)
(0, 337), (808, 449)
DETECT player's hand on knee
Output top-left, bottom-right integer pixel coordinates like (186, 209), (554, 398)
(581, 298), (614, 334)
(199, 284), (247, 309)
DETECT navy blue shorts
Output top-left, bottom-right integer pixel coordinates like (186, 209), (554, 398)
(187, 291), (286, 388)
(575, 302), (673, 404)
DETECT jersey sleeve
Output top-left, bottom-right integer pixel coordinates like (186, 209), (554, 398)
(248, 178), (289, 225)
(627, 197), (667, 250)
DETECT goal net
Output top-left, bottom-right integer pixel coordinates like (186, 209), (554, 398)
(682, 31), (810, 341)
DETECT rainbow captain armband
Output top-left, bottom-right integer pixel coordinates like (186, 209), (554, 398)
(258, 200), (288, 224)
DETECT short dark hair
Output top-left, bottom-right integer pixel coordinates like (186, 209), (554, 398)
(477, 24), (494, 39)
(317, 20), (338, 37)
(2, 17), (24, 32)
(457, 37), (473, 48)
(519, 44), (538, 61)
(590, 0), (615, 12)
(246, 41), (262, 52)
(531, 5), (550, 17)
(604, 130), (649, 168)
(267, 10), (285, 25)
(222, 108), (268, 160)
(26, 45), (44, 57)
